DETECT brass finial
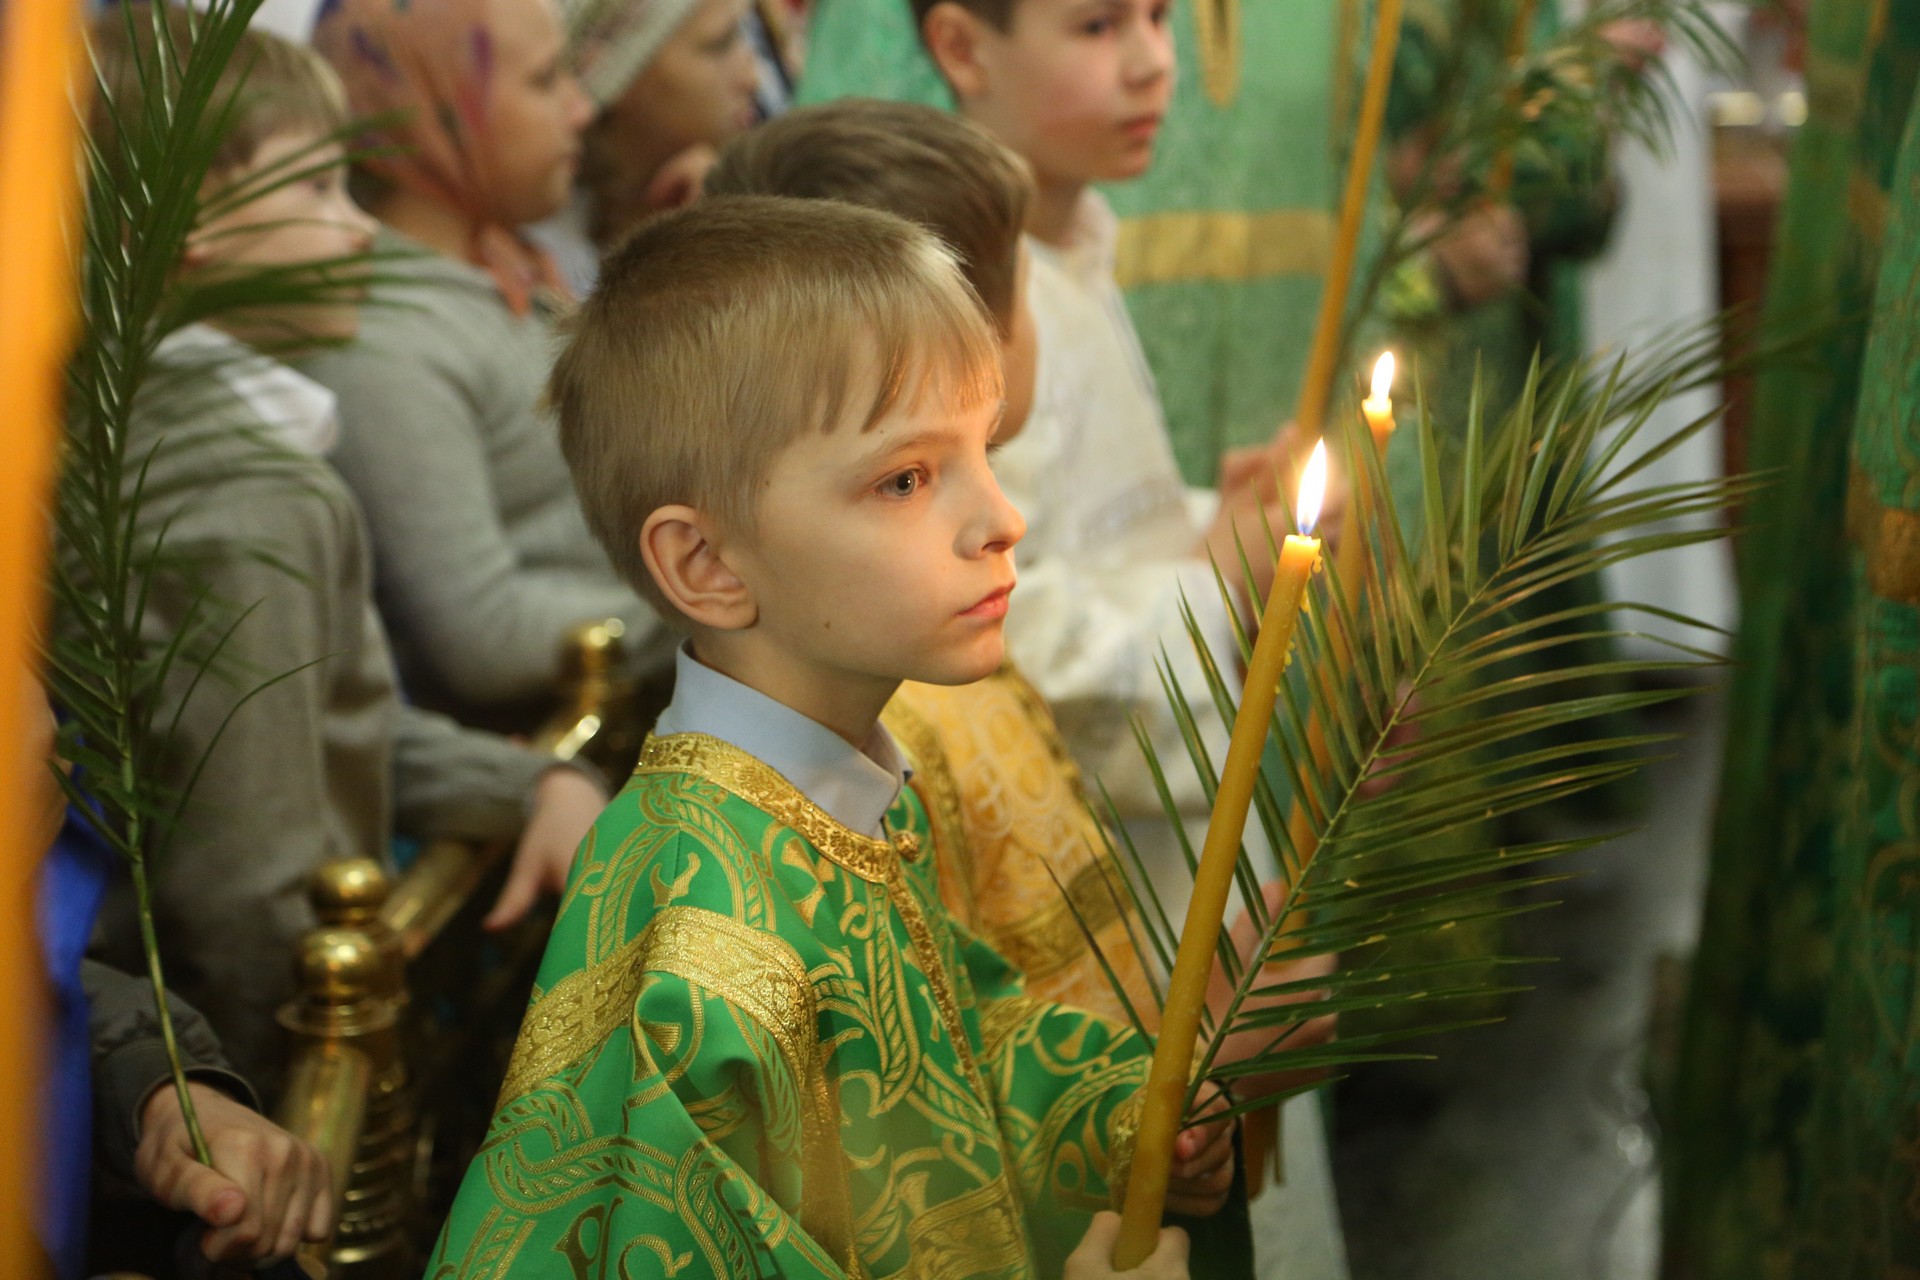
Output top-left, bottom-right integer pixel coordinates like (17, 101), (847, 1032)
(557, 617), (628, 682)
(310, 858), (391, 927)
(296, 927), (385, 1005)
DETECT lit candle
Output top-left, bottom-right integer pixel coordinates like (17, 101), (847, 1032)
(1361, 351), (1396, 445)
(1113, 445), (1328, 1266)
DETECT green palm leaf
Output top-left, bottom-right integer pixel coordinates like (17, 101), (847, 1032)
(48, 0), (387, 1163)
(1081, 325), (1753, 1122)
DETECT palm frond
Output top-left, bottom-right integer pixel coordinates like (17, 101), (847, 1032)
(48, 0), (391, 1161)
(1077, 321), (1749, 1123)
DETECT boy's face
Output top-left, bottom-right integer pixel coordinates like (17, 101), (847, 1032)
(993, 242), (1038, 445)
(726, 371), (1026, 701)
(948, 0), (1174, 188)
(189, 132), (378, 343)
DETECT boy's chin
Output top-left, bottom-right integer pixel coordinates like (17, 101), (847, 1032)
(910, 637), (1006, 689)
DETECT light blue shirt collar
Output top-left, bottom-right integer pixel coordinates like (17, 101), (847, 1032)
(652, 646), (908, 839)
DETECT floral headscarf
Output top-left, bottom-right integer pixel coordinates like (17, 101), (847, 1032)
(312, 0), (574, 314)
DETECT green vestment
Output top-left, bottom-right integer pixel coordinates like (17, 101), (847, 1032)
(795, 0), (1353, 485)
(1663, 6), (1920, 1276)
(427, 733), (1149, 1279)
(1791, 68), (1920, 1279)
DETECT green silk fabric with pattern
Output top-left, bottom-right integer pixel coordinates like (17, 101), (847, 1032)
(1793, 67), (1920, 1279)
(427, 734), (1149, 1279)
(1663, 6), (1920, 1277)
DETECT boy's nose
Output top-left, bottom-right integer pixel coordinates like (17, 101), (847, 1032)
(970, 474), (1026, 557)
(1123, 18), (1175, 88)
(564, 75), (595, 132)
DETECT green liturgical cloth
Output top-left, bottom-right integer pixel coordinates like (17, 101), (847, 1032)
(1794, 69), (1920, 1278)
(796, 0), (1350, 485)
(1664, 4), (1920, 1276)
(427, 734), (1149, 1279)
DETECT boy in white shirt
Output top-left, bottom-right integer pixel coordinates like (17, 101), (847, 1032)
(915, 0), (1300, 833)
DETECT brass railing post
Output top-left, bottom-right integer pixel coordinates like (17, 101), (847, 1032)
(278, 863), (411, 1277)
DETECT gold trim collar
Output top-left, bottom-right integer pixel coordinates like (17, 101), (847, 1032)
(635, 733), (920, 884)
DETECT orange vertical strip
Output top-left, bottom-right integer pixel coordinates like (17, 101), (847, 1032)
(0, 0), (85, 1269)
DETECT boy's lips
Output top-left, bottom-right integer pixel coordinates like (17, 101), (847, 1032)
(1120, 113), (1164, 140)
(960, 583), (1015, 620)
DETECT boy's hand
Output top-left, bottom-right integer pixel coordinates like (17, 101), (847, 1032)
(136, 1081), (332, 1263)
(484, 766), (607, 931)
(1217, 442), (1286, 507)
(1600, 18), (1665, 73)
(1064, 1212), (1190, 1280)
(1165, 1083), (1236, 1217)
(1421, 203), (1529, 309)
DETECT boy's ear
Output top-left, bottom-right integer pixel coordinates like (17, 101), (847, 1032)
(640, 505), (758, 632)
(922, 2), (993, 101)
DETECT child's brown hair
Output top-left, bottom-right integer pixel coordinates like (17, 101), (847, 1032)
(551, 195), (1003, 615)
(909, 0), (1015, 31)
(705, 99), (1032, 338)
(87, 5), (349, 177)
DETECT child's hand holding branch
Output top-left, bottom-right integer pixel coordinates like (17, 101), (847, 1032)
(1166, 1081), (1237, 1217)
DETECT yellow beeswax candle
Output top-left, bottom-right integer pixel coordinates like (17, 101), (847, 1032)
(1113, 444), (1328, 1266)
(1361, 350), (1397, 445)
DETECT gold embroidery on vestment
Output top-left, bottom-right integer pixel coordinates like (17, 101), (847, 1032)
(1106, 1088), (1147, 1212)
(498, 925), (653, 1105)
(993, 856), (1130, 981)
(1190, 0), (1241, 107)
(1114, 210), (1334, 289)
(1847, 465), (1920, 604)
(885, 698), (977, 922)
(904, 1176), (1031, 1280)
(979, 996), (1048, 1064)
(638, 734), (901, 882)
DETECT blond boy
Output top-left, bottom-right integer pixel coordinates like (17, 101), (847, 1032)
(430, 196), (1228, 1277)
(706, 100), (1160, 1029)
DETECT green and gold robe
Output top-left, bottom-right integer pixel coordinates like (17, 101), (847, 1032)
(427, 732), (1150, 1278)
(1664, 6), (1920, 1276)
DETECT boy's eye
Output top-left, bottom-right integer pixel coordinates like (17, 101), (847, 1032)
(879, 468), (925, 498)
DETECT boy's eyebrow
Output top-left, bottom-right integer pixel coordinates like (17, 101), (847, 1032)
(854, 420), (972, 468)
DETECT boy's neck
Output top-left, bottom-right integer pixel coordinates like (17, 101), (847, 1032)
(374, 187), (478, 262)
(1023, 173), (1087, 250)
(686, 636), (899, 753)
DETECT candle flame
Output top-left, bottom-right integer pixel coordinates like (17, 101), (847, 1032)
(1297, 439), (1329, 535)
(1369, 351), (1396, 403)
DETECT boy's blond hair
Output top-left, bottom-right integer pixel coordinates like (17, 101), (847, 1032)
(705, 101), (1032, 338)
(552, 195), (1003, 615)
(88, 5), (349, 177)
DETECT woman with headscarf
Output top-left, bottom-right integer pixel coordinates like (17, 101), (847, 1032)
(534, 0), (761, 294)
(306, 0), (671, 736)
